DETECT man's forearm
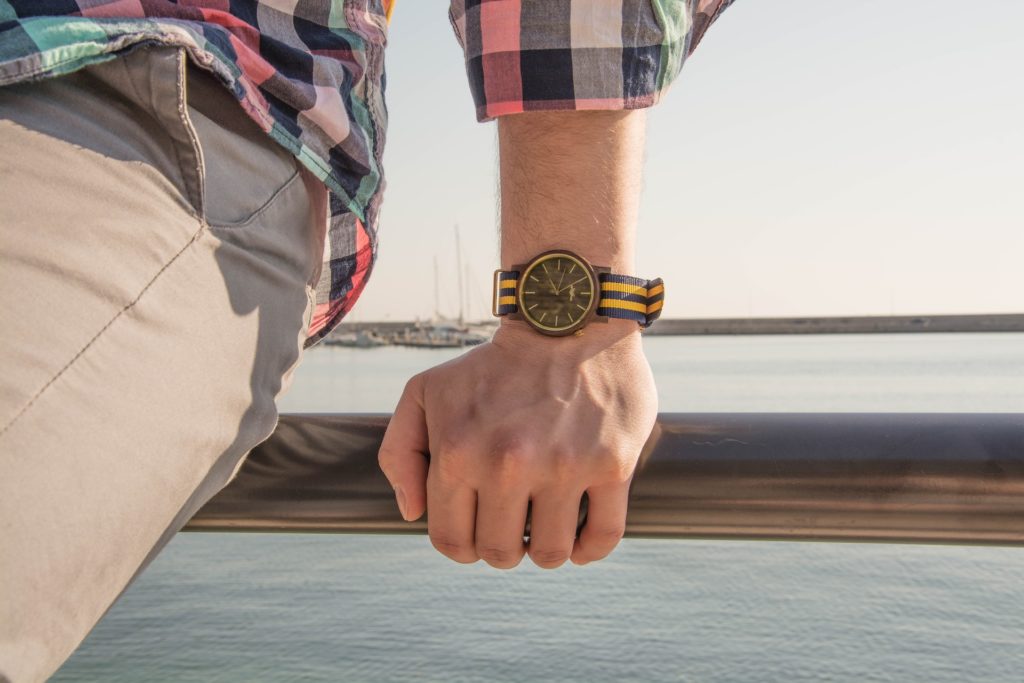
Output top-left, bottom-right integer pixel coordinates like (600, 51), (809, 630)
(498, 110), (646, 274)
(380, 109), (658, 570)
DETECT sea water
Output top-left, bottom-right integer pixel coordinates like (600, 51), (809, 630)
(54, 334), (1024, 682)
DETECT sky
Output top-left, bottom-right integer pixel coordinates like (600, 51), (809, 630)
(349, 0), (1024, 322)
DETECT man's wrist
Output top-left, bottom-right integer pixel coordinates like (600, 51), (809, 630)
(501, 245), (635, 277)
(494, 315), (642, 356)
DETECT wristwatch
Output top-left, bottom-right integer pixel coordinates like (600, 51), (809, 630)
(492, 249), (664, 336)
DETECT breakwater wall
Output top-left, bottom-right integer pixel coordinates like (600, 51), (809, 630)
(331, 313), (1024, 339)
(645, 313), (1024, 336)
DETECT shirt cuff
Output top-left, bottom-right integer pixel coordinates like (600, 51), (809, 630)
(449, 0), (735, 123)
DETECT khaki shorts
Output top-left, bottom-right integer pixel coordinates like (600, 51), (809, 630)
(0, 46), (326, 682)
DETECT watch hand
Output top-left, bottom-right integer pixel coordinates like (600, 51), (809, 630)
(557, 275), (589, 295)
(557, 269), (566, 294)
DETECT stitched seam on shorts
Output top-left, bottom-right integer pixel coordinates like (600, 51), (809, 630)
(0, 219), (209, 438)
(117, 52), (201, 221)
(174, 50), (206, 216)
(206, 169), (301, 229)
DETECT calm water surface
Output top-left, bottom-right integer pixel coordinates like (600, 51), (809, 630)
(56, 334), (1024, 682)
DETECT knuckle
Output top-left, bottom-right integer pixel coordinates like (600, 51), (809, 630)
(598, 452), (635, 484)
(593, 528), (622, 540)
(376, 446), (394, 472)
(529, 547), (571, 569)
(404, 371), (426, 394)
(490, 454), (524, 485)
(547, 447), (578, 482)
(433, 446), (471, 486)
(581, 528), (626, 557)
(429, 534), (476, 563)
(612, 464), (636, 485)
(434, 432), (465, 459)
(477, 545), (522, 569)
(486, 440), (531, 484)
(377, 442), (402, 470)
(397, 373), (425, 406)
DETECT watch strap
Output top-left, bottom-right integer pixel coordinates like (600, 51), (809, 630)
(597, 273), (664, 328)
(494, 270), (520, 315)
(493, 270), (664, 328)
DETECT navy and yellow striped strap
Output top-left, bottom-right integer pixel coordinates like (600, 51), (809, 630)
(493, 270), (664, 328)
(493, 270), (520, 315)
(597, 273), (664, 328)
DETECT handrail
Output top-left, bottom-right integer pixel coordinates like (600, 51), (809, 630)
(186, 413), (1024, 546)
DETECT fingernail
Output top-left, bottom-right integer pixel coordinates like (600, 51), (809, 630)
(394, 486), (408, 521)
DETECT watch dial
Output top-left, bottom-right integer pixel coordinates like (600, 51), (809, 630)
(518, 254), (595, 333)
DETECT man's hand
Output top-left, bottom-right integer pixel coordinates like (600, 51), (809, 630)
(380, 108), (652, 568)
(378, 319), (656, 569)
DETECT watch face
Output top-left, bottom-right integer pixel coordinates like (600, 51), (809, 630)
(517, 252), (597, 335)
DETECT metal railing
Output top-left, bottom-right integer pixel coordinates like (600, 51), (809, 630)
(186, 413), (1024, 546)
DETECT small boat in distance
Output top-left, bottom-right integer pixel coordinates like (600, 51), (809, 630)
(324, 321), (494, 349)
(326, 329), (390, 348)
(392, 321), (490, 348)
(326, 224), (496, 349)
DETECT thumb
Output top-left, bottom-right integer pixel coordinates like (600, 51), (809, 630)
(378, 373), (429, 521)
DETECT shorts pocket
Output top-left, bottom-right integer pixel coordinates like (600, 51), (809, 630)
(182, 61), (302, 228)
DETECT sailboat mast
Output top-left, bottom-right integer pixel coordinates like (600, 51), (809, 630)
(433, 255), (440, 322)
(455, 224), (465, 326)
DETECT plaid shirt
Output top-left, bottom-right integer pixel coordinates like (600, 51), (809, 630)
(449, 0), (735, 121)
(0, 0), (731, 345)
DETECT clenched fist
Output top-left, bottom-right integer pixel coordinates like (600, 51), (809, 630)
(378, 319), (657, 569)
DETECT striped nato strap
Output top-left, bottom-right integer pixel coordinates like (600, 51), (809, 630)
(494, 271), (520, 315)
(597, 273), (665, 328)
(494, 271), (664, 328)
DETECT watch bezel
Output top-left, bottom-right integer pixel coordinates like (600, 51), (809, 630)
(513, 250), (600, 337)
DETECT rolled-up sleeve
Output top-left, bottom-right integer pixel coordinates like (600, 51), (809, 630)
(449, 0), (735, 122)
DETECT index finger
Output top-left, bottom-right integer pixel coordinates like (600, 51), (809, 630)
(378, 374), (429, 521)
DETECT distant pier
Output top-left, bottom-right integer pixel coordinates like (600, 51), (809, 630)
(326, 313), (1024, 344)
(644, 313), (1024, 336)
